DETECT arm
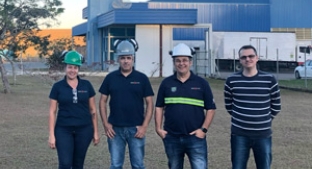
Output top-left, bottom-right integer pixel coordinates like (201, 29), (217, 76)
(99, 94), (115, 138)
(270, 79), (281, 119)
(48, 99), (57, 149)
(224, 79), (233, 115)
(135, 96), (154, 138)
(190, 80), (217, 138)
(202, 109), (216, 130)
(190, 109), (216, 138)
(154, 107), (167, 139)
(89, 96), (99, 145)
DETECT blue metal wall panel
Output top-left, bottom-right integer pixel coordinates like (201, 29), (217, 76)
(97, 11), (116, 28)
(173, 28), (208, 40)
(97, 9), (197, 28)
(271, 0), (312, 28)
(72, 22), (88, 36)
(130, 3), (149, 9)
(149, 0), (269, 3)
(82, 7), (87, 19)
(149, 3), (270, 31)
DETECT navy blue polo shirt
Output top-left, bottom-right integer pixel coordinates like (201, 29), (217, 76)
(49, 76), (96, 126)
(99, 69), (154, 127)
(155, 72), (216, 136)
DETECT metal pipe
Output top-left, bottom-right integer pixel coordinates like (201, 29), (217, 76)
(159, 24), (163, 77)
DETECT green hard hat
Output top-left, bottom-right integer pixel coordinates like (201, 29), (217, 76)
(63, 51), (82, 66)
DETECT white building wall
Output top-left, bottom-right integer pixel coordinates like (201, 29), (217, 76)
(161, 25), (175, 77)
(135, 25), (160, 77)
(135, 25), (209, 77)
(135, 25), (187, 77)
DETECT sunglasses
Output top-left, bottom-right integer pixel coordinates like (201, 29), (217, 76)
(72, 89), (78, 103)
(239, 54), (256, 60)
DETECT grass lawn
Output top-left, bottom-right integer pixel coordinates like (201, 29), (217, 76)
(278, 79), (312, 90)
(0, 75), (312, 169)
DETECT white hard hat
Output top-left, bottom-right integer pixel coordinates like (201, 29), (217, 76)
(169, 43), (195, 58)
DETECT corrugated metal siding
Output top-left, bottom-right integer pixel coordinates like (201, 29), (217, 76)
(72, 22), (88, 36)
(149, 3), (270, 31)
(97, 9), (197, 28)
(271, 0), (312, 28)
(97, 11), (115, 28)
(149, 0), (269, 3)
(173, 28), (208, 40)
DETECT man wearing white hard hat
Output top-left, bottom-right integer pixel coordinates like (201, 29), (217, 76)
(155, 43), (216, 169)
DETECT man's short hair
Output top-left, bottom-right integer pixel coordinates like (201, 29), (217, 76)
(238, 45), (258, 56)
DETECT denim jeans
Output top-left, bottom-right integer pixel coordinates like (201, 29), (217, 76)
(163, 134), (208, 169)
(107, 126), (145, 169)
(55, 124), (93, 169)
(231, 134), (272, 169)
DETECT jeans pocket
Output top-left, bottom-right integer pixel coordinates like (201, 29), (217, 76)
(128, 126), (138, 135)
(193, 134), (206, 140)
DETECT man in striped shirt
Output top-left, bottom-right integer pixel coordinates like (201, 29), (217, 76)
(224, 45), (281, 169)
(155, 43), (216, 169)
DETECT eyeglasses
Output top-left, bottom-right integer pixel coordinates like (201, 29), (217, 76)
(72, 89), (78, 103)
(240, 55), (256, 60)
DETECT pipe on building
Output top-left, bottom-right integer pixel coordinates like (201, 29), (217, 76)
(159, 24), (163, 77)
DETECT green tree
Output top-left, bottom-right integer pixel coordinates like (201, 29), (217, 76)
(45, 37), (73, 71)
(0, 0), (64, 93)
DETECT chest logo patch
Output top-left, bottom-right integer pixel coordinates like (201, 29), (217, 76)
(171, 87), (177, 92)
(130, 81), (140, 84)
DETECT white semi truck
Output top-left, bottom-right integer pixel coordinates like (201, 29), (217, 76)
(212, 32), (311, 71)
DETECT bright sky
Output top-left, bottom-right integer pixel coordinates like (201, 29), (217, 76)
(53, 0), (87, 28)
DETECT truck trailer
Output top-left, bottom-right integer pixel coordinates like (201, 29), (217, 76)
(212, 32), (308, 71)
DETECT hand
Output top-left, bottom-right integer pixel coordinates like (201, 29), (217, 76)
(135, 126), (147, 138)
(156, 128), (167, 139)
(48, 135), (56, 149)
(189, 129), (206, 139)
(93, 133), (100, 146)
(104, 123), (115, 139)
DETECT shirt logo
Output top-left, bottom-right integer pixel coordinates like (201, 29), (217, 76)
(78, 90), (88, 93)
(130, 81), (140, 84)
(191, 87), (201, 90)
(171, 87), (177, 92)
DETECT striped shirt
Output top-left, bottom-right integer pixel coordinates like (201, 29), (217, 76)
(224, 71), (281, 138)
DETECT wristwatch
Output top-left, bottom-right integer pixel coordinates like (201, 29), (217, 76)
(201, 127), (208, 133)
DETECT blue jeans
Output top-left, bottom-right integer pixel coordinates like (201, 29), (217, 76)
(163, 134), (208, 169)
(55, 124), (93, 169)
(231, 134), (272, 169)
(107, 126), (145, 169)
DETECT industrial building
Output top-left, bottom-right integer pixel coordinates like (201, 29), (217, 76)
(72, 0), (312, 77)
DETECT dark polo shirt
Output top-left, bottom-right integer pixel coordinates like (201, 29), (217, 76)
(99, 69), (154, 127)
(49, 76), (95, 126)
(155, 72), (216, 136)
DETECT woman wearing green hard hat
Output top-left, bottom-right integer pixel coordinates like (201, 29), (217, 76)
(48, 51), (100, 168)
